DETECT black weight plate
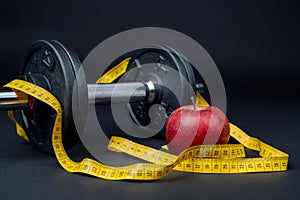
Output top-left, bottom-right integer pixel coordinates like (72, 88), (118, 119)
(19, 40), (82, 153)
(126, 49), (195, 130)
(96, 48), (199, 147)
(50, 41), (88, 144)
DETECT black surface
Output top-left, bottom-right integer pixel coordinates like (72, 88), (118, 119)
(0, 0), (299, 200)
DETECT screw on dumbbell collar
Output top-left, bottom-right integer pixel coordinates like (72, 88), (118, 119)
(28, 96), (35, 110)
(145, 81), (156, 103)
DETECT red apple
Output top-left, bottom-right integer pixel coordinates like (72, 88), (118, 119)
(165, 106), (230, 155)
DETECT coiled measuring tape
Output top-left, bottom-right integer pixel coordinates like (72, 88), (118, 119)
(3, 59), (289, 180)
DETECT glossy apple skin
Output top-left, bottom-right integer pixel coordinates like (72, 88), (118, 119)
(165, 106), (230, 155)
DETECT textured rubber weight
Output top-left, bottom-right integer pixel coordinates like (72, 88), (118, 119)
(19, 40), (82, 152)
(97, 48), (201, 146)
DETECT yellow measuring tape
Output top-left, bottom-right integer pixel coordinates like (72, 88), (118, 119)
(3, 58), (289, 180)
(96, 57), (131, 84)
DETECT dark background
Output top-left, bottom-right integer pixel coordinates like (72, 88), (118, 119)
(0, 0), (299, 199)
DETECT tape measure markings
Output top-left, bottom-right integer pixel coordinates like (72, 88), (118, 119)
(107, 136), (288, 173)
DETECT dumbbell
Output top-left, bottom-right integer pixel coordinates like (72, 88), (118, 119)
(0, 40), (207, 153)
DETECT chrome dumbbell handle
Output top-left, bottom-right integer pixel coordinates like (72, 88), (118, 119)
(0, 81), (158, 110)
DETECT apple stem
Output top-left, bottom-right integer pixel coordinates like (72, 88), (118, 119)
(191, 96), (196, 110)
